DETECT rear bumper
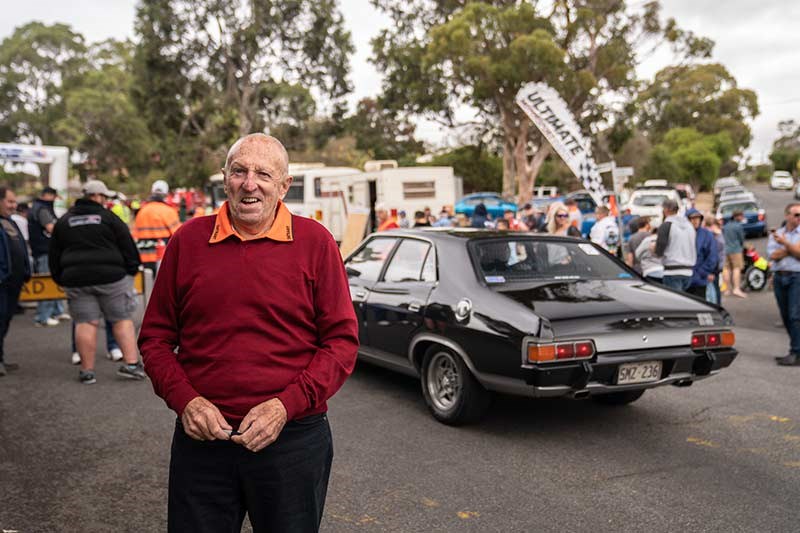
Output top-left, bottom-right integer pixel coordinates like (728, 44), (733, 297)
(743, 222), (766, 237)
(477, 347), (738, 398)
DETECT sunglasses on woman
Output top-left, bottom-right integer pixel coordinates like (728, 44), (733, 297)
(555, 213), (569, 218)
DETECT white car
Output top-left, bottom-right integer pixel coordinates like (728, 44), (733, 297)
(770, 171), (795, 190)
(626, 187), (683, 227)
(794, 181), (800, 200)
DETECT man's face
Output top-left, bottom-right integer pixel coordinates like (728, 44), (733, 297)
(376, 209), (388, 222)
(0, 190), (16, 217)
(595, 210), (605, 220)
(689, 216), (702, 230)
(787, 206), (800, 230)
(224, 139), (292, 231)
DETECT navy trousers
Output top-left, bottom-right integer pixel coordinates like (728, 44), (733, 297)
(0, 282), (23, 363)
(774, 272), (800, 356)
(168, 413), (333, 533)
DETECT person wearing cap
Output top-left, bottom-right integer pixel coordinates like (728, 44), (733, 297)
(686, 208), (718, 301)
(48, 180), (145, 384)
(28, 185), (68, 326)
(0, 187), (32, 375)
(138, 134), (358, 532)
(397, 209), (410, 228)
(132, 180), (181, 273)
(375, 203), (399, 231)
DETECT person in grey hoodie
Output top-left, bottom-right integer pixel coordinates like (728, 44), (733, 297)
(654, 199), (696, 292)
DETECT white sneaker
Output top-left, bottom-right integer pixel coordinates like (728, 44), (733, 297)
(107, 348), (123, 362)
(55, 313), (72, 321)
(71, 352), (81, 365)
(44, 317), (59, 327)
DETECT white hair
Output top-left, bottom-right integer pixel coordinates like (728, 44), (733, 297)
(224, 133), (289, 177)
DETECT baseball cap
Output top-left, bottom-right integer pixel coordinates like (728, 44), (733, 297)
(83, 180), (114, 197)
(151, 180), (169, 195)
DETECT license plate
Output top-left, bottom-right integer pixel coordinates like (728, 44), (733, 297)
(617, 361), (662, 385)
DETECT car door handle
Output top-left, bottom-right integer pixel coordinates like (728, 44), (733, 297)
(408, 302), (421, 312)
(354, 290), (367, 299)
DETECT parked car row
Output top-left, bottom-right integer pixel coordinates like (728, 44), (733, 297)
(712, 176), (767, 238)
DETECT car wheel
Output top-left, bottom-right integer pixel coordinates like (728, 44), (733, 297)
(421, 346), (491, 425)
(744, 266), (767, 291)
(592, 389), (645, 406)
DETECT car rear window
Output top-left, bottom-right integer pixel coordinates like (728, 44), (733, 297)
(471, 239), (630, 282)
(632, 193), (670, 207)
(720, 202), (758, 216)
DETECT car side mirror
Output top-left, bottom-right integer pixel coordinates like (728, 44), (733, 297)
(346, 266), (361, 278)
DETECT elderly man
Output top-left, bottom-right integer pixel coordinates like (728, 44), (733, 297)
(769, 202), (800, 366)
(49, 180), (145, 384)
(139, 134), (359, 532)
(375, 202), (399, 231)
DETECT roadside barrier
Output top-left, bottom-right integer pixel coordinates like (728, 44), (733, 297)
(19, 269), (153, 309)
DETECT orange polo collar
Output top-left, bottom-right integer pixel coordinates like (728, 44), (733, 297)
(209, 201), (294, 243)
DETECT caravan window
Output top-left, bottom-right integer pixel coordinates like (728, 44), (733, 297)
(402, 181), (436, 199)
(314, 177), (322, 198)
(285, 175), (304, 203)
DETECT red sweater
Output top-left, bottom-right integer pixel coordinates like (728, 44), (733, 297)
(138, 202), (359, 425)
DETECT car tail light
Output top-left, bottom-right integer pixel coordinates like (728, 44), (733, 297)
(691, 330), (735, 350)
(758, 210), (765, 222)
(528, 340), (595, 364)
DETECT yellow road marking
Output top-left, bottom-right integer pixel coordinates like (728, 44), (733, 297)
(687, 437), (719, 448)
(457, 511), (480, 519)
(421, 497), (440, 508)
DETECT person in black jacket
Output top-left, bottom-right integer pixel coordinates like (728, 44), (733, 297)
(49, 180), (146, 385)
(0, 187), (31, 375)
(29, 186), (67, 326)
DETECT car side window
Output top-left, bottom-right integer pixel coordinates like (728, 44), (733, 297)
(421, 247), (437, 282)
(346, 238), (397, 282)
(383, 239), (431, 282)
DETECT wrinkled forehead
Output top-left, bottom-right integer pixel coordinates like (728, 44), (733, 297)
(227, 137), (288, 175)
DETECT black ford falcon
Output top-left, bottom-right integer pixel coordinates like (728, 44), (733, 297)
(345, 229), (737, 425)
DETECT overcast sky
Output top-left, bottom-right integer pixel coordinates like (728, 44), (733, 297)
(2, 0), (798, 163)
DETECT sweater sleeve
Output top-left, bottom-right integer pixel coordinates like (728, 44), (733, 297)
(138, 230), (200, 416)
(655, 221), (671, 257)
(277, 231), (359, 421)
(696, 231), (718, 278)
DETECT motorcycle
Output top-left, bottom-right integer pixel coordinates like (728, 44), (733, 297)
(741, 246), (770, 291)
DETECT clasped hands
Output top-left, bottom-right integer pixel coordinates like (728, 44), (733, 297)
(180, 396), (287, 452)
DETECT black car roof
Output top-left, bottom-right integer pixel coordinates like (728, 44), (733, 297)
(370, 228), (581, 242)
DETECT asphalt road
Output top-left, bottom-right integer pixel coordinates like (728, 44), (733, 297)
(1, 184), (798, 533)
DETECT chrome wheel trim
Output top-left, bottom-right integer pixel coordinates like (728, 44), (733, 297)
(426, 351), (462, 412)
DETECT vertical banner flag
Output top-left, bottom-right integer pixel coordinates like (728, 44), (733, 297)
(515, 82), (606, 198)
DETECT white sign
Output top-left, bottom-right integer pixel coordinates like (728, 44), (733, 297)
(515, 82), (606, 198)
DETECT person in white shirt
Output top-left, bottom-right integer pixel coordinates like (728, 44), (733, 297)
(589, 205), (619, 254)
(10, 202), (29, 244)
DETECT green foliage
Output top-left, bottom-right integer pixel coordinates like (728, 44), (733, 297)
(769, 120), (800, 173)
(0, 22), (87, 143)
(342, 98), (425, 163)
(428, 145), (502, 193)
(643, 127), (733, 190)
(637, 63), (758, 152)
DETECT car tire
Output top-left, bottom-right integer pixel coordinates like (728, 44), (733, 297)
(592, 389), (645, 406)
(421, 346), (491, 425)
(744, 265), (767, 291)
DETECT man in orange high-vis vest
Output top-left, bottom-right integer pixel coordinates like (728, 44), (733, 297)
(132, 180), (181, 274)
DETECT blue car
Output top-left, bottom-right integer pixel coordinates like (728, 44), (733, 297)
(717, 199), (767, 238)
(455, 193), (519, 219)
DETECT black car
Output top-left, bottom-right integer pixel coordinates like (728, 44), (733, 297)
(345, 229), (738, 425)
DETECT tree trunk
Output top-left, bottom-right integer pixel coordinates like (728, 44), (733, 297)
(502, 139), (516, 198)
(516, 142), (551, 205)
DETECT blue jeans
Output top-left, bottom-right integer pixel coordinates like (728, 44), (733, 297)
(33, 254), (64, 322)
(70, 321), (119, 353)
(662, 275), (692, 292)
(0, 282), (23, 362)
(773, 272), (800, 355)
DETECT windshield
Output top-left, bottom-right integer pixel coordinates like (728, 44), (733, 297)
(471, 239), (631, 282)
(632, 193), (669, 207)
(720, 202), (758, 216)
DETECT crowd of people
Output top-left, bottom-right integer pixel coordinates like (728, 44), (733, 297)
(0, 179), (185, 378)
(373, 196), (800, 366)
